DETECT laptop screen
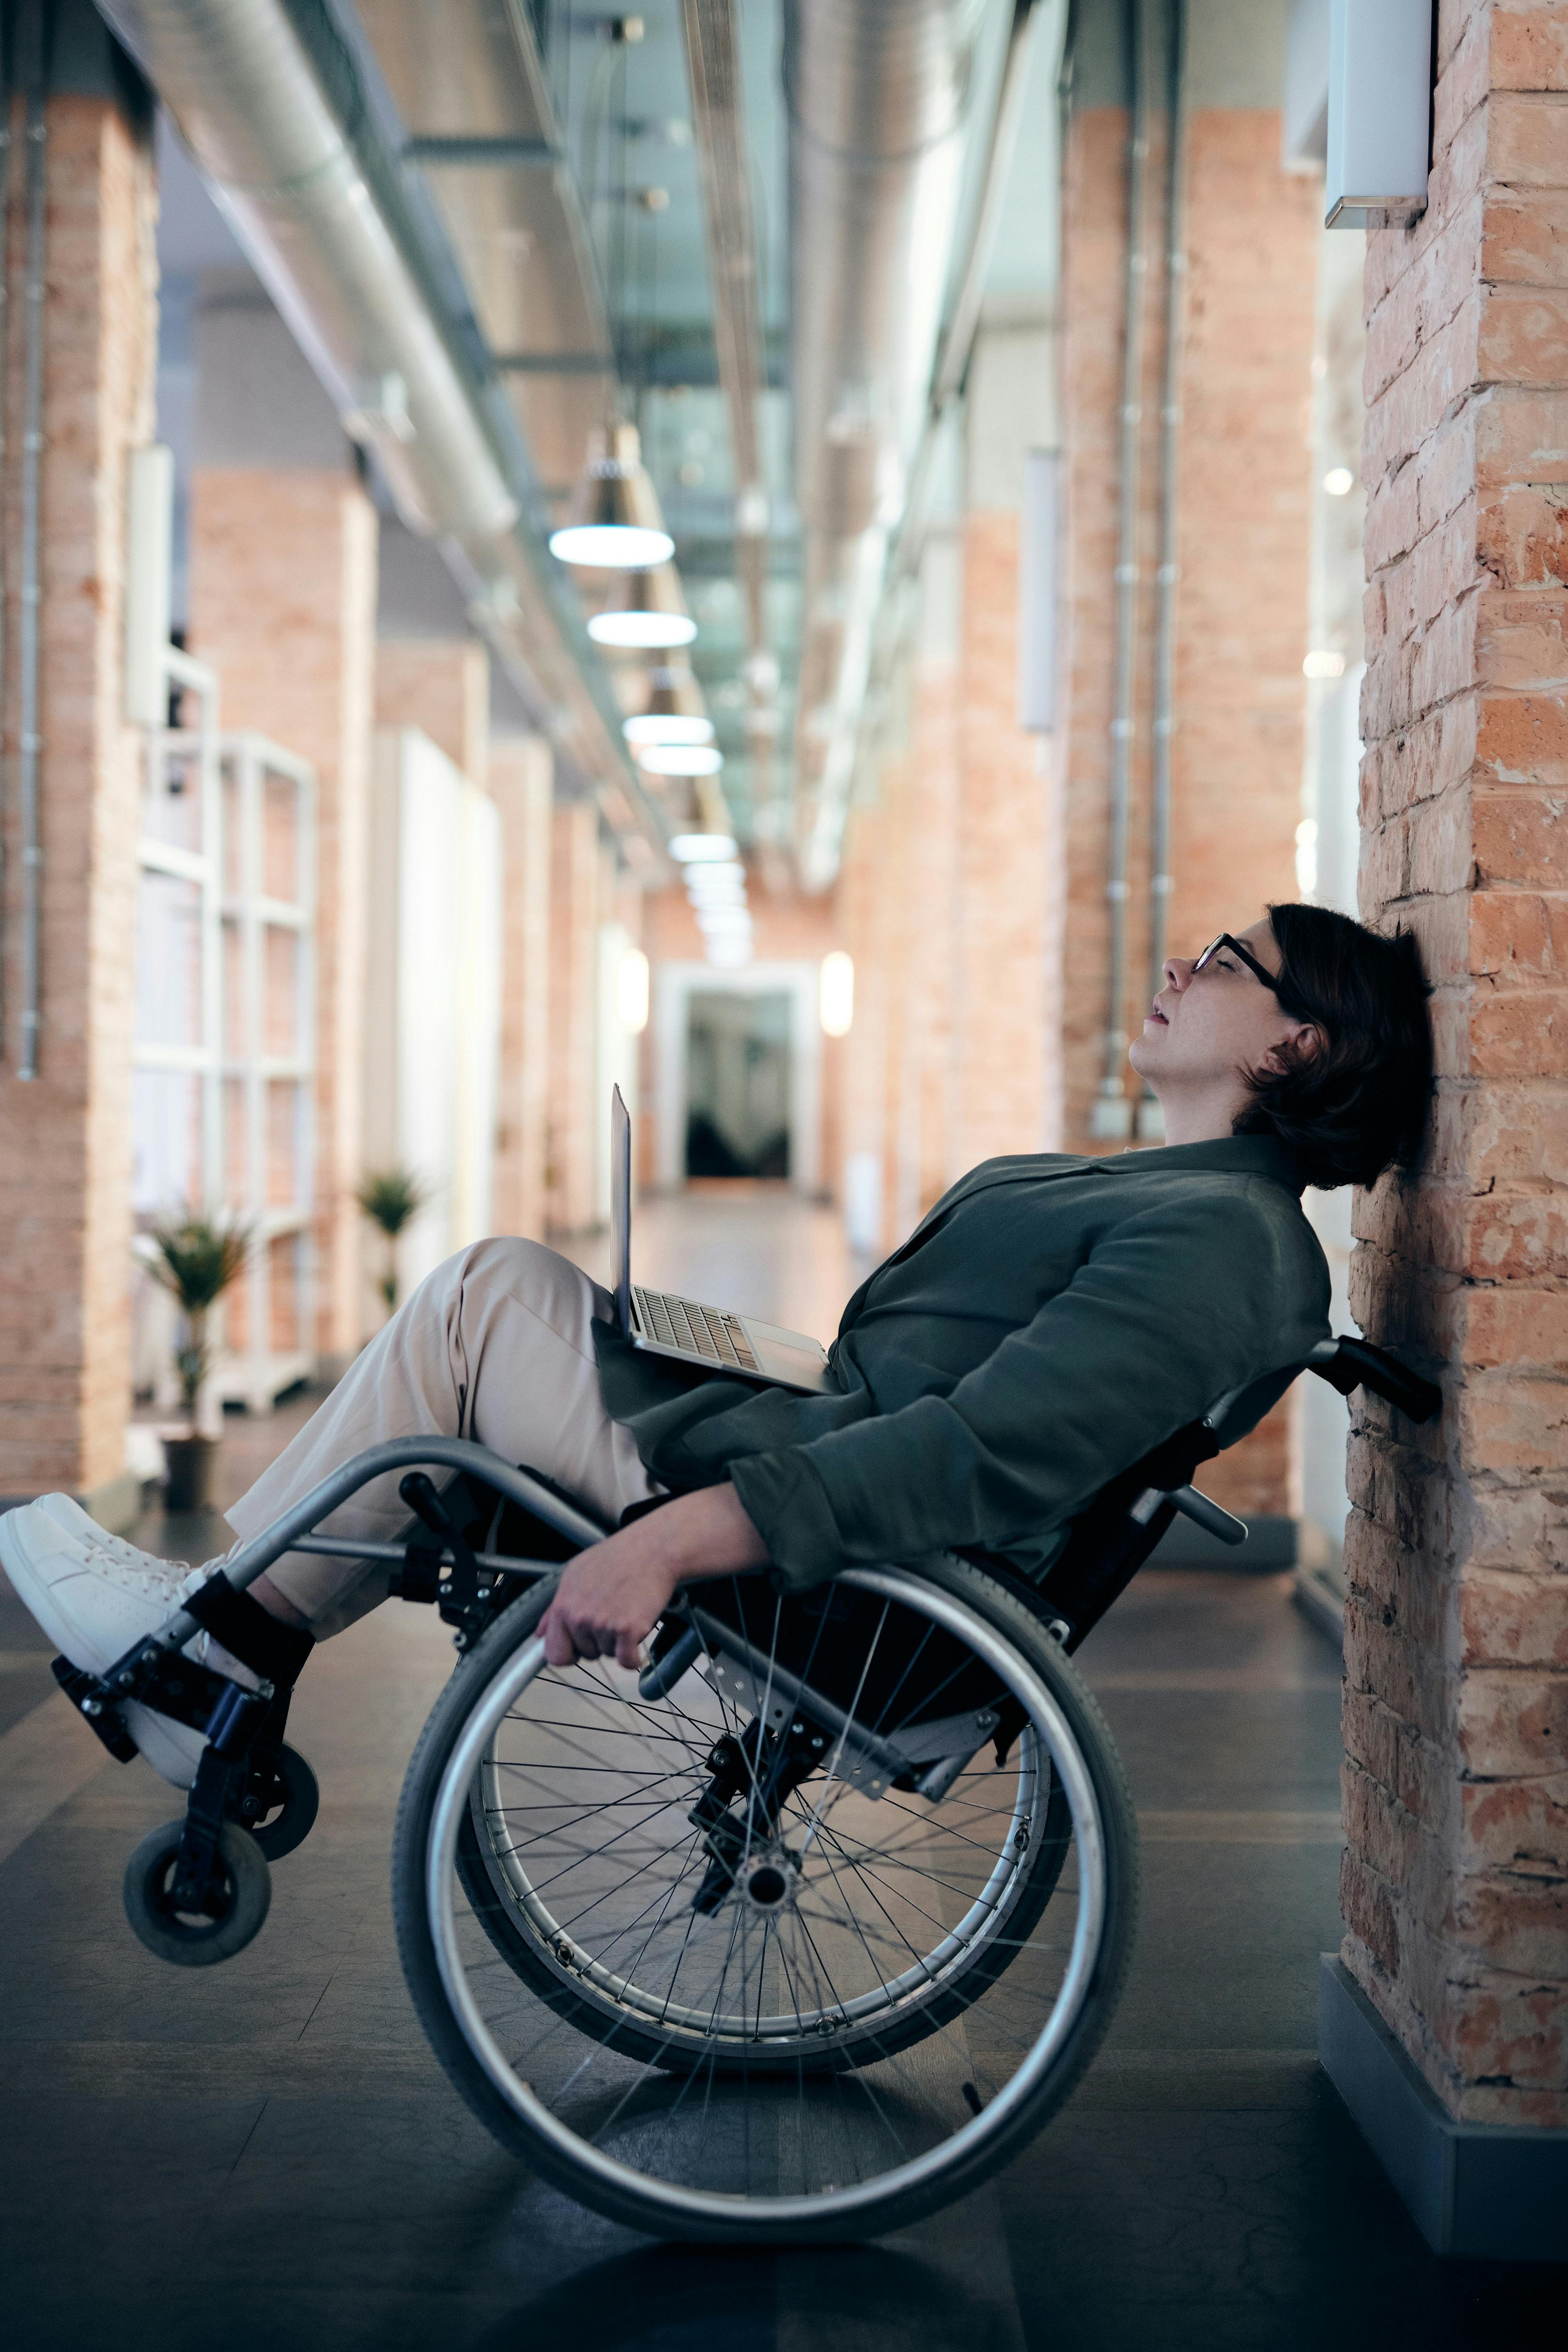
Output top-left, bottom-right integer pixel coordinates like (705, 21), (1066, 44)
(610, 1085), (633, 1338)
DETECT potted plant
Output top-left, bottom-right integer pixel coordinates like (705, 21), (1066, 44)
(144, 1211), (252, 1512)
(356, 1166), (429, 1320)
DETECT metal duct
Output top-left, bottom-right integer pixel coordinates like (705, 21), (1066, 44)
(95, 0), (666, 857)
(788, 0), (987, 890)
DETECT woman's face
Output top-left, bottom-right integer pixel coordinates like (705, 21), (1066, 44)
(1128, 918), (1318, 1101)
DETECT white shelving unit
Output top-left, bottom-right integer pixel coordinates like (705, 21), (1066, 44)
(132, 654), (317, 1416)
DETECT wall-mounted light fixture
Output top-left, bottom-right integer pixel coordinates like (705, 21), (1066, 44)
(1325, 0), (1434, 228)
(617, 948), (651, 1034)
(820, 952), (854, 1039)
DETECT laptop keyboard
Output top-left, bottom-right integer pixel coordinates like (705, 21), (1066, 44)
(635, 1287), (761, 1375)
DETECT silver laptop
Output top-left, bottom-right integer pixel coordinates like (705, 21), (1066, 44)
(611, 1087), (834, 1394)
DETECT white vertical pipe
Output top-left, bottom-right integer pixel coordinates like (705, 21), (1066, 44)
(16, 40), (47, 1080)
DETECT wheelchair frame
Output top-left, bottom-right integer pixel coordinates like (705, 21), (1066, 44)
(55, 1333), (1440, 1974)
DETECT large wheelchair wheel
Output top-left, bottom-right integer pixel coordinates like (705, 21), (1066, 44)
(393, 1556), (1138, 2243)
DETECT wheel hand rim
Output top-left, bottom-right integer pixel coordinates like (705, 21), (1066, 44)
(425, 1566), (1107, 2227)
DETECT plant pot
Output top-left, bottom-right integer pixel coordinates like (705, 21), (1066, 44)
(163, 1433), (220, 1514)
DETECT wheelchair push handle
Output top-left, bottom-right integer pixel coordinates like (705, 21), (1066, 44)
(1308, 1335), (1441, 1424)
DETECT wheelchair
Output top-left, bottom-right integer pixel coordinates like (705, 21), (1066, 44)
(53, 1334), (1438, 2244)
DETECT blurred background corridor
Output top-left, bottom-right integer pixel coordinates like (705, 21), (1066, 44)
(0, 0), (1562, 2338)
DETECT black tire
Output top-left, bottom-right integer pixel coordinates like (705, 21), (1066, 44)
(393, 1557), (1139, 2243)
(123, 1818), (271, 1967)
(246, 1743), (320, 1861)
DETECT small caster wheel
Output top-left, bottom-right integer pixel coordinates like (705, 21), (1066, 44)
(243, 1743), (320, 1861)
(123, 1818), (271, 1967)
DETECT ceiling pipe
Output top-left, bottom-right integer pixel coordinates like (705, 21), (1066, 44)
(787, 0), (988, 891)
(849, 0), (1048, 791)
(96, 0), (668, 862)
(679, 0), (777, 835)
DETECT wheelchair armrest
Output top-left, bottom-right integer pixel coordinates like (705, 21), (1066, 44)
(1309, 1336), (1441, 1424)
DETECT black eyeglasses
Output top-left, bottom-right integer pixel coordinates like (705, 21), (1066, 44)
(1192, 934), (1311, 1019)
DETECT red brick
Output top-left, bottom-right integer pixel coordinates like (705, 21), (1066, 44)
(1469, 885), (1568, 976)
(1478, 480), (1568, 583)
(1488, 89), (1568, 188)
(1475, 687), (1568, 784)
(1482, 185), (1568, 284)
(1457, 1370), (1568, 1470)
(1475, 588), (1568, 691)
(1472, 786), (1568, 882)
(1480, 282), (1568, 382)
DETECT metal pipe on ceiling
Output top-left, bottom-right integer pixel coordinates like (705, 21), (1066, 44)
(679, 0), (777, 831)
(94, 0), (667, 861)
(848, 0), (1048, 795)
(788, 0), (988, 892)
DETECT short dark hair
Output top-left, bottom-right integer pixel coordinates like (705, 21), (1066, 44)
(1231, 903), (1432, 1190)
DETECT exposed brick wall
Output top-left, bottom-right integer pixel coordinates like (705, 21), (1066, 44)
(374, 639), (489, 786)
(1346, 0), (1568, 2128)
(955, 513), (1059, 1169)
(0, 97), (156, 1501)
(189, 467), (377, 1371)
(490, 738), (552, 1241)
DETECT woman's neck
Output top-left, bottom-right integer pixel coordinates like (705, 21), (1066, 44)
(1152, 1086), (1247, 1148)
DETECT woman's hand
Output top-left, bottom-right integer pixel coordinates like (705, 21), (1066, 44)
(538, 1483), (770, 1670)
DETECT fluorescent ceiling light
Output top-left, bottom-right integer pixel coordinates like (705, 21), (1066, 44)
(669, 834), (738, 863)
(683, 860), (744, 888)
(589, 610), (698, 650)
(686, 876), (746, 903)
(1302, 648), (1346, 679)
(623, 713), (714, 747)
(1322, 467), (1354, 496)
(638, 744), (724, 776)
(696, 911), (752, 935)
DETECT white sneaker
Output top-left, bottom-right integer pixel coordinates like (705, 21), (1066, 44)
(0, 1494), (255, 1789)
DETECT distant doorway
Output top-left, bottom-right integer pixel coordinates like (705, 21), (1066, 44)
(685, 991), (793, 1179)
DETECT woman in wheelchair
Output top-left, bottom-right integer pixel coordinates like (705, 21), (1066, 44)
(0, 902), (1435, 2241)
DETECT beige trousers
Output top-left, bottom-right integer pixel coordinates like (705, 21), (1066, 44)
(225, 1238), (659, 1637)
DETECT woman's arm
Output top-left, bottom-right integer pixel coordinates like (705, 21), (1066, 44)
(538, 1482), (769, 1668)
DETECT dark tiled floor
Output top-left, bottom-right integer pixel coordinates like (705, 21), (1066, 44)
(1, 1201), (1560, 2343)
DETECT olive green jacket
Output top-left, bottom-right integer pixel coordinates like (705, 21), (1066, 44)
(594, 1136), (1332, 1592)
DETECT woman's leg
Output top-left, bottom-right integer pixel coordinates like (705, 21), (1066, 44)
(225, 1238), (658, 1637)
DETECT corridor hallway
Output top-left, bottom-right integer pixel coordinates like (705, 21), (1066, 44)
(0, 1195), (1546, 2349)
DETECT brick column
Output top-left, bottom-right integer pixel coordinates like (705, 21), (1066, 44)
(546, 801), (600, 1234)
(189, 467), (376, 1375)
(0, 92), (156, 1525)
(1328, 0), (1568, 2232)
(490, 737), (553, 1241)
(375, 638), (489, 785)
(954, 312), (1060, 1169)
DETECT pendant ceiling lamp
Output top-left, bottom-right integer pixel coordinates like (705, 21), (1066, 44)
(623, 665), (714, 749)
(637, 743), (724, 777)
(589, 563), (698, 651)
(550, 423), (674, 570)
